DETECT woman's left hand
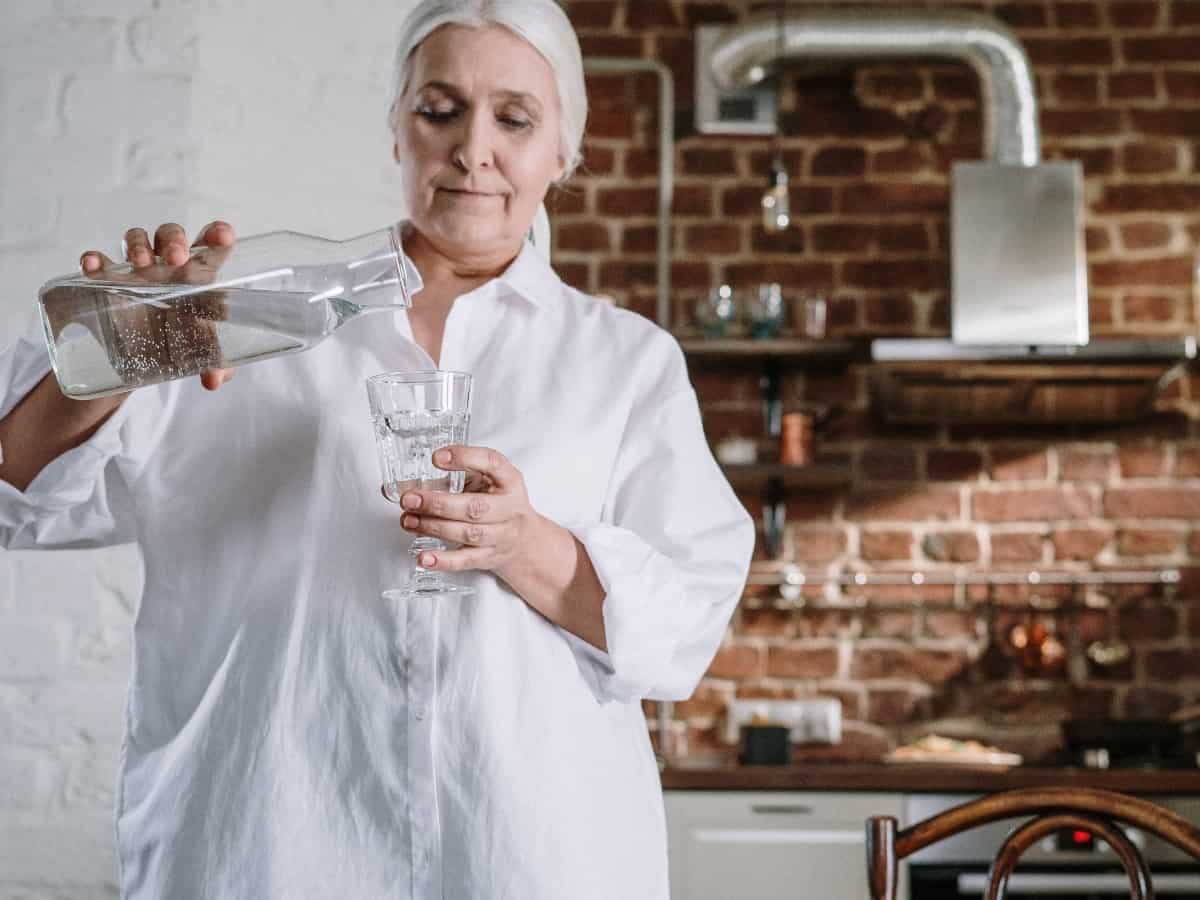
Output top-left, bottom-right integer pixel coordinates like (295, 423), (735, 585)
(399, 445), (542, 577)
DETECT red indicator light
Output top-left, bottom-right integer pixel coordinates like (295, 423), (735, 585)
(1072, 830), (1091, 844)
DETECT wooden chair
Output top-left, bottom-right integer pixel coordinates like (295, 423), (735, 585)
(866, 787), (1200, 900)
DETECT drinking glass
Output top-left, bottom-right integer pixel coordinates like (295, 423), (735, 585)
(367, 370), (474, 599)
(695, 284), (738, 339)
(801, 294), (828, 339)
(747, 282), (785, 339)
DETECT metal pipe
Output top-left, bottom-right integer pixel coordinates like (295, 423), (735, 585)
(582, 59), (675, 328)
(707, 7), (1040, 165)
(583, 61), (679, 766)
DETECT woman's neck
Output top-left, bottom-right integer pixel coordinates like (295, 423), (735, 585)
(403, 227), (520, 300)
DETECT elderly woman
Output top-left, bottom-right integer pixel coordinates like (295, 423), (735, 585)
(0, 1), (753, 897)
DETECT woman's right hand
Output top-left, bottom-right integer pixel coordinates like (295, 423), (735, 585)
(78, 220), (239, 392)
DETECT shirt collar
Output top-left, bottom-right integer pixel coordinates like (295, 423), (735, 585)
(494, 239), (557, 310)
(398, 222), (557, 311)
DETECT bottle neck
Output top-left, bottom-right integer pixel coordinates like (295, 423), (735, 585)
(342, 223), (414, 308)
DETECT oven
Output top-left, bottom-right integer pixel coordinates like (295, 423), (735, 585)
(905, 794), (1200, 899)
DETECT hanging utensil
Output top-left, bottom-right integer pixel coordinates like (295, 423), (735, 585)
(1086, 637), (1131, 668)
(978, 594), (1009, 680)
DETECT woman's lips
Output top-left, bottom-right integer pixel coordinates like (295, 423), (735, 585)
(436, 188), (504, 210)
(439, 188), (499, 198)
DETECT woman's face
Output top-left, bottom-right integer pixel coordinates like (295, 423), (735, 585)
(395, 24), (565, 262)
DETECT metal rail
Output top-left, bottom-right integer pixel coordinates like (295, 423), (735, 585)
(747, 567), (1182, 588)
(744, 567), (1182, 612)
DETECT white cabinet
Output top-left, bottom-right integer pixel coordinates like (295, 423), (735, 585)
(665, 790), (907, 900)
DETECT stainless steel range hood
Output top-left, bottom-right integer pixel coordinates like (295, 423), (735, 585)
(702, 7), (1194, 372)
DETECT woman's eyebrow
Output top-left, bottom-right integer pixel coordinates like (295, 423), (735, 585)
(418, 81), (542, 110)
(492, 90), (543, 114)
(416, 80), (463, 99)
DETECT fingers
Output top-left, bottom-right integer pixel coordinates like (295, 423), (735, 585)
(199, 368), (235, 391)
(413, 545), (492, 573)
(193, 220), (236, 248)
(399, 488), (505, 523)
(434, 445), (521, 489)
(402, 512), (496, 548)
(153, 223), (190, 266)
(79, 250), (115, 273)
(123, 226), (155, 268)
(182, 221), (236, 277)
(83, 219), (235, 277)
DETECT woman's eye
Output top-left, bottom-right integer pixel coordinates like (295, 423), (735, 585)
(417, 106), (459, 123)
(498, 115), (531, 131)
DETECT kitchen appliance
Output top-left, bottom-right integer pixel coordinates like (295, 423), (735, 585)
(738, 725), (791, 766)
(906, 793), (1200, 898)
(1047, 718), (1200, 772)
(698, 7), (1195, 423)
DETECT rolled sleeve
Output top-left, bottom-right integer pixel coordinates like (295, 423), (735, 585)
(0, 328), (146, 549)
(561, 381), (754, 704)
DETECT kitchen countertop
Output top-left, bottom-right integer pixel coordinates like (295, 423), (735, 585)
(660, 761), (1200, 794)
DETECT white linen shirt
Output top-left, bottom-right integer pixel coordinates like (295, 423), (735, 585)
(0, 237), (754, 900)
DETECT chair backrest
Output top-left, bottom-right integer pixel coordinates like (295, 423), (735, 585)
(866, 787), (1200, 900)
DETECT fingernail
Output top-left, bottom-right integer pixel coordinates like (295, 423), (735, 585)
(402, 515), (418, 529)
(435, 449), (452, 465)
(419, 552), (436, 568)
(401, 492), (421, 510)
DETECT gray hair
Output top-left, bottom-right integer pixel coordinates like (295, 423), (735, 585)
(387, 0), (587, 180)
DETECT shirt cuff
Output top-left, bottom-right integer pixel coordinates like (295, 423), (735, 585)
(560, 521), (697, 704)
(0, 346), (141, 547)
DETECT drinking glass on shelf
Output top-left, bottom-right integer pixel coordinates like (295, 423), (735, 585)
(694, 284), (739, 339)
(747, 282), (785, 339)
(800, 294), (828, 339)
(367, 370), (474, 599)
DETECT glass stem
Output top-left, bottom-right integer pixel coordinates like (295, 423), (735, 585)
(410, 536), (446, 592)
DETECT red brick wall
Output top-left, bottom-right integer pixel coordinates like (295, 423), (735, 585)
(555, 0), (1200, 762)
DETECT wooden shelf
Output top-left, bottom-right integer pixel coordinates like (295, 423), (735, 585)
(720, 462), (852, 492)
(678, 337), (858, 364)
(868, 356), (1197, 426)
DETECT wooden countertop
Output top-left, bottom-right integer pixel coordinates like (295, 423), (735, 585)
(660, 761), (1200, 794)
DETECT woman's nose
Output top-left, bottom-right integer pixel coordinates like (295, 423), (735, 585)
(452, 114), (494, 172)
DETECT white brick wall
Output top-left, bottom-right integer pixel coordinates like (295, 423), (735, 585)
(0, 1), (415, 894)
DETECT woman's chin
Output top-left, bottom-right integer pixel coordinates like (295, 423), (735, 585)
(428, 215), (515, 253)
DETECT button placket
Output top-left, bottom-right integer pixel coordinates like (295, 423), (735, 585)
(386, 593), (414, 893)
(405, 593), (443, 899)
(434, 286), (483, 376)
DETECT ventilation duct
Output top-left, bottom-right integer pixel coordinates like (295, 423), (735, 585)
(699, 7), (1194, 421)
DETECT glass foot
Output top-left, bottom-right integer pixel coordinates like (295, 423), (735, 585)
(383, 582), (474, 601)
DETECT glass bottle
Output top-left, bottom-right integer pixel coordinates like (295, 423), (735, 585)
(38, 225), (411, 399)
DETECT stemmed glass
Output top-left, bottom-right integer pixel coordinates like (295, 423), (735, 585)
(367, 370), (474, 599)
